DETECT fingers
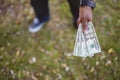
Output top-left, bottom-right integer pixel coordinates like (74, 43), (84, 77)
(77, 16), (91, 30)
(77, 6), (93, 30)
(82, 19), (87, 30)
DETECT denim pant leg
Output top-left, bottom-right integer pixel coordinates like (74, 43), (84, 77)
(30, 0), (50, 22)
(67, 0), (80, 22)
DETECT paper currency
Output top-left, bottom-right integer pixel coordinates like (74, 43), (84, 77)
(73, 22), (101, 57)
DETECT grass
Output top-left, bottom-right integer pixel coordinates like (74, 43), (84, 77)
(0, 0), (120, 80)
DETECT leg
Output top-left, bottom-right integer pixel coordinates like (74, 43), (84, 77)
(30, 0), (49, 21)
(29, 0), (50, 33)
(67, 0), (80, 28)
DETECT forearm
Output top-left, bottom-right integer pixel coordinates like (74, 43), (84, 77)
(80, 0), (96, 9)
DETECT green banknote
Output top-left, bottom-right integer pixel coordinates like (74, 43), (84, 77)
(73, 22), (101, 57)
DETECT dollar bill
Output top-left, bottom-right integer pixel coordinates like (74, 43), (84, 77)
(73, 22), (102, 57)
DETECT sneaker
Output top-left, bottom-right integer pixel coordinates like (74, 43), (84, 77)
(29, 17), (49, 33)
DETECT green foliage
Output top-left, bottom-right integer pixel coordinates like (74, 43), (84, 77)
(0, 0), (120, 80)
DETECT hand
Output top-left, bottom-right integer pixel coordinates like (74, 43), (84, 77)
(77, 6), (93, 30)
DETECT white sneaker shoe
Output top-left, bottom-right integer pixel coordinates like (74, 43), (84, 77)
(29, 18), (48, 33)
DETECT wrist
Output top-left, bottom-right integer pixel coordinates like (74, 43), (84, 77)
(80, 6), (92, 10)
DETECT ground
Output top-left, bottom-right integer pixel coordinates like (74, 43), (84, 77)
(0, 0), (120, 80)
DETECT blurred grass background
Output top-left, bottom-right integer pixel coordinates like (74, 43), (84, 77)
(0, 0), (120, 80)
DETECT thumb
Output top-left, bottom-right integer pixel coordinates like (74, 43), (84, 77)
(77, 17), (81, 26)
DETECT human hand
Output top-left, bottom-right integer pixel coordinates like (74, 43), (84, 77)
(77, 6), (93, 30)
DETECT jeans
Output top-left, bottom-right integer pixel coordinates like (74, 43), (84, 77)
(30, 0), (80, 23)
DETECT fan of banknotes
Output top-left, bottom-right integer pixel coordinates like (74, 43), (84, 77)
(73, 22), (101, 57)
